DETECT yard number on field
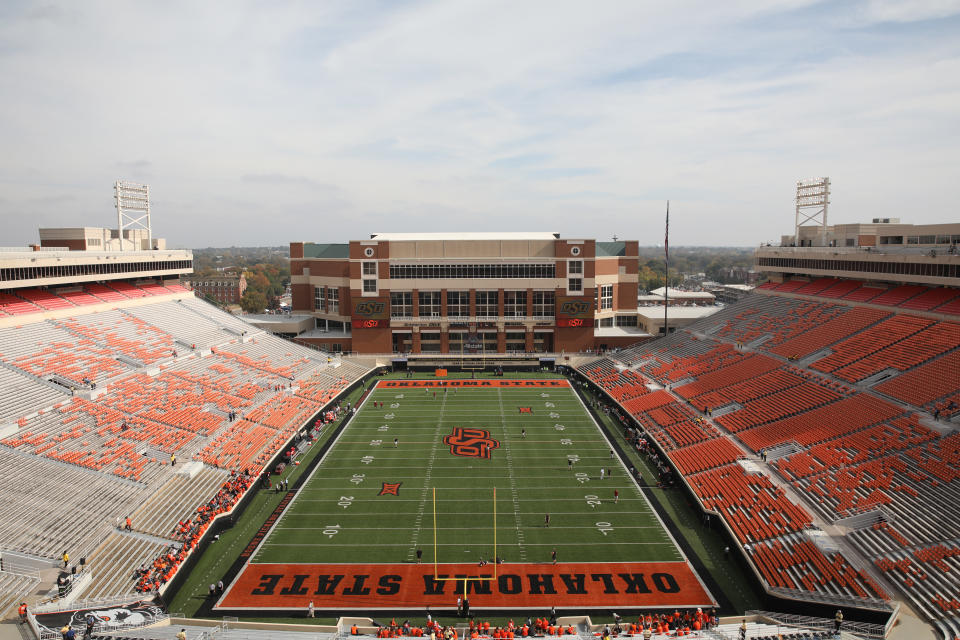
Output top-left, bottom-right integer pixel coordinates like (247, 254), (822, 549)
(338, 495), (354, 509)
(596, 522), (614, 536)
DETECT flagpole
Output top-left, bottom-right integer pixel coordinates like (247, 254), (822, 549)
(664, 200), (669, 337)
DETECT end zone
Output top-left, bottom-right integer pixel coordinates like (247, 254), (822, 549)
(375, 379), (571, 389)
(216, 561), (712, 611)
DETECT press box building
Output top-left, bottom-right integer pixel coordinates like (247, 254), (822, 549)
(289, 232), (645, 354)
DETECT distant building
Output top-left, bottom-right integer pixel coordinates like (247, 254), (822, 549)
(190, 274), (247, 305)
(757, 220), (960, 287)
(38, 227), (166, 251)
(641, 287), (716, 306)
(780, 219), (960, 250)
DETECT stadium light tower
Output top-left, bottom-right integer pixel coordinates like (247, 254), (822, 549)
(114, 180), (152, 251)
(795, 177), (830, 247)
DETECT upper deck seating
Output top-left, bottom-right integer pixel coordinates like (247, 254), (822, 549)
(17, 288), (75, 310)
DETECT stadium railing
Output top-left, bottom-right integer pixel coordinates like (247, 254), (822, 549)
(745, 608), (896, 639)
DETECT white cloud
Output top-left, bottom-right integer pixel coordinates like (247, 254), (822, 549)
(0, 0), (957, 247)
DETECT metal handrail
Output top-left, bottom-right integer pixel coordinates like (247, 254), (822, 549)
(746, 609), (887, 638)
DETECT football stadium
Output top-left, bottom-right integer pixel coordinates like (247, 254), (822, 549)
(0, 214), (958, 640)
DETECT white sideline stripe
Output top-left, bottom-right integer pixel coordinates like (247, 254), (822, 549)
(262, 541), (679, 547)
(274, 525), (670, 530)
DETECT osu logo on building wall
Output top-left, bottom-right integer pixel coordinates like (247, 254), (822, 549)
(559, 300), (591, 317)
(355, 301), (386, 317)
(443, 427), (500, 459)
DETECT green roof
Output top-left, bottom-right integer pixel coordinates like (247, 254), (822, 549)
(303, 243), (349, 259)
(596, 241), (627, 257)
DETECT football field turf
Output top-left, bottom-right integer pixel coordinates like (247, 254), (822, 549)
(218, 378), (713, 611)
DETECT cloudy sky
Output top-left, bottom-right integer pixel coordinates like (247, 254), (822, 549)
(1, 1), (958, 248)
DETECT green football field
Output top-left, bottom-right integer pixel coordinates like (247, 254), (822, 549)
(252, 379), (683, 566)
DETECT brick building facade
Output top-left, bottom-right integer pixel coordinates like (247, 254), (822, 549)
(290, 233), (643, 354)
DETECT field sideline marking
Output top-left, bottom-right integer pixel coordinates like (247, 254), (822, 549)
(260, 541), (679, 548)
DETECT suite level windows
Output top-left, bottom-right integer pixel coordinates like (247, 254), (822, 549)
(476, 290), (498, 316)
(418, 291), (442, 317)
(0, 260), (193, 283)
(600, 284), (613, 310)
(327, 287), (339, 314)
(503, 290), (527, 317)
(756, 257), (959, 278)
(533, 291), (554, 316)
(447, 291), (469, 317)
(314, 286), (325, 311)
(388, 264), (555, 279)
(391, 292), (413, 317)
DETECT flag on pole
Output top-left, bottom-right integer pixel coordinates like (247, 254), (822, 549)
(664, 201), (670, 261)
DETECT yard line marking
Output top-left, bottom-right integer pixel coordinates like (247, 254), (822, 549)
(407, 390), (446, 561)
(498, 387), (527, 562)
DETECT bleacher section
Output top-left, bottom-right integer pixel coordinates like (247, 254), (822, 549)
(0, 569), (39, 619)
(0, 291), (369, 601)
(579, 286), (960, 629)
(760, 278), (960, 316)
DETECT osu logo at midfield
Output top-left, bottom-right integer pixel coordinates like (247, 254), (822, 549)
(443, 427), (500, 460)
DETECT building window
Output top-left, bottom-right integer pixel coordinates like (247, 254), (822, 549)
(568, 278), (583, 293)
(568, 260), (583, 275)
(447, 291), (469, 317)
(476, 290), (498, 317)
(363, 279), (377, 293)
(418, 291), (441, 317)
(362, 261), (377, 276)
(391, 291), (412, 317)
(505, 331), (526, 352)
(327, 287), (339, 314)
(314, 286), (325, 311)
(533, 291), (554, 317)
(615, 315), (638, 327)
(420, 331), (441, 354)
(600, 284), (613, 310)
(388, 263), (555, 279)
(503, 290), (527, 317)
(599, 317), (614, 327)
